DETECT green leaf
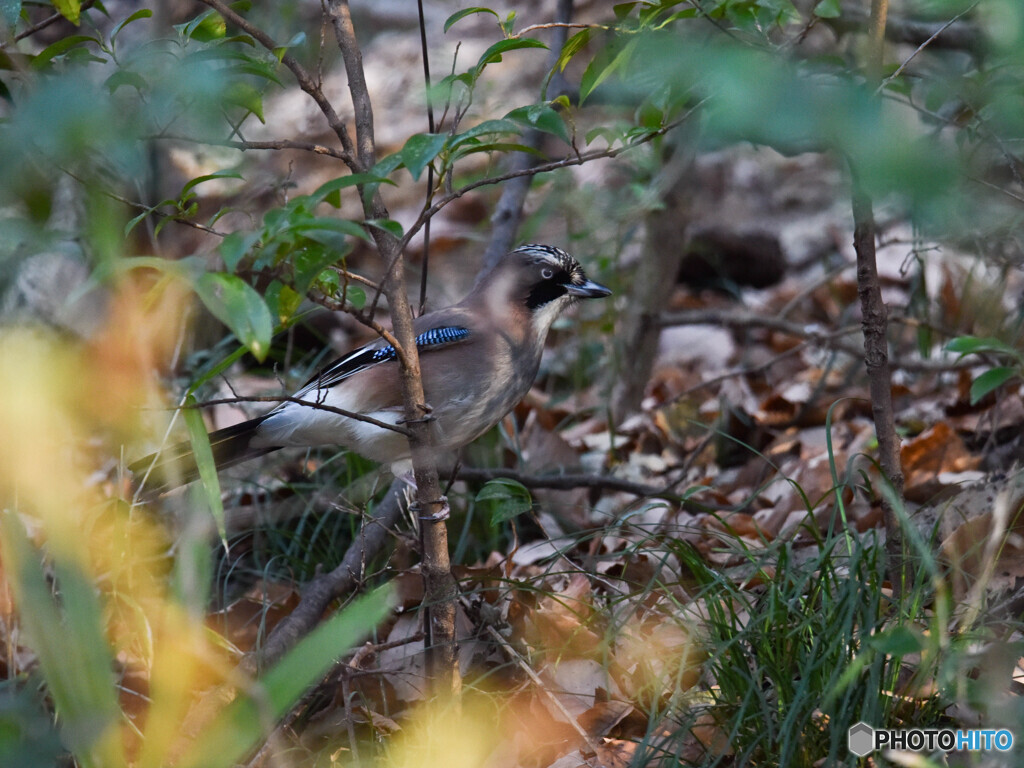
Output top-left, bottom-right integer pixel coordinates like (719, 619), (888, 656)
(110, 8), (152, 46)
(364, 218), (404, 239)
(613, 3), (638, 19)
(187, 344), (250, 396)
(448, 118), (520, 149)
(225, 81), (264, 122)
(0, 0), (22, 28)
(476, 478), (533, 524)
(653, 8), (698, 26)
(812, 0), (841, 18)
(557, 28), (591, 72)
(499, 10), (517, 36)
(0, 682), (65, 767)
(53, 0), (80, 25)
(123, 205), (158, 237)
(224, 58), (285, 87)
(309, 172), (394, 207)
(265, 280), (303, 323)
(177, 586), (394, 768)
(297, 217), (371, 246)
(443, 6), (499, 32)
(339, 282), (365, 309)
(184, 9), (225, 41)
(400, 132), (448, 181)
(475, 37), (547, 72)
(970, 366), (1017, 405)
(370, 153), (405, 179)
(181, 170), (244, 200)
(580, 35), (637, 103)
(505, 103), (571, 144)
(945, 335), (1021, 359)
(218, 231), (260, 271)
(451, 141), (543, 160)
(866, 624), (924, 657)
(585, 126), (621, 146)
(193, 272), (273, 362)
(183, 395), (227, 546)
(292, 248), (344, 295)
(272, 31), (306, 61)
(104, 69), (147, 94)
(31, 35), (98, 68)
(0, 512), (125, 768)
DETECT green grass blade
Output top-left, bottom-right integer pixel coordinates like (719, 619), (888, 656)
(177, 585), (394, 768)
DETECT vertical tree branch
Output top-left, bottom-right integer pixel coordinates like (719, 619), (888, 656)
(327, 0), (375, 168)
(481, 0), (574, 272)
(867, 0), (890, 81)
(609, 142), (694, 422)
(326, 0), (458, 694)
(851, 184), (905, 570)
(852, 0), (905, 588)
(198, 0), (358, 168)
(416, 0), (437, 313)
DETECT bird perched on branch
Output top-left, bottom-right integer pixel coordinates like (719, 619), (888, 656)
(132, 244), (611, 493)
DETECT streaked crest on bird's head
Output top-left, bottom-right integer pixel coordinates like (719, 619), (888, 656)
(512, 243), (581, 274)
(470, 242), (609, 320)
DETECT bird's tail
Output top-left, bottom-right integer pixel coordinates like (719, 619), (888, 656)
(130, 416), (277, 494)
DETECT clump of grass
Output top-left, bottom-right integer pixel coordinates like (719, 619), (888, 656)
(618, 509), (1023, 767)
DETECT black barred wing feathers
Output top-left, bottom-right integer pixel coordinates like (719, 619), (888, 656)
(298, 326), (471, 395)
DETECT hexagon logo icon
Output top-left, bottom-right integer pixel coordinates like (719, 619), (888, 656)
(848, 722), (874, 757)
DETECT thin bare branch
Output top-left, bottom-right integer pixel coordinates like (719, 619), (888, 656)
(326, 265), (381, 292)
(513, 22), (608, 37)
(150, 133), (349, 160)
(307, 288), (405, 357)
(401, 106), (703, 251)
(323, 0), (457, 688)
(198, 0), (358, 168)
(484, 623), (602, 753)
(325, 0), (376, 169)
(877, 1), (980, 94)
(185, 395), (412, 437)
(456, 466), (665, 499)
(241, 480), (406, 674)
(7, 1), (96, 44)
(63, 168), (228, 238)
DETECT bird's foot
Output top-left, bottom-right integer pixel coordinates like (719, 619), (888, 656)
(410, 495), (450, 522)
(397, 402), (435, 426)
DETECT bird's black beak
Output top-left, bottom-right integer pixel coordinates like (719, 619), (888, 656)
(565, 279), (612, 299)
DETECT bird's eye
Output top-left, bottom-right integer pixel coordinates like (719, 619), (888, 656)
(541, 267), (554, 279)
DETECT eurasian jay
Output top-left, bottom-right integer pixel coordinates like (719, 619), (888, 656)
(132, 244), (611, 491)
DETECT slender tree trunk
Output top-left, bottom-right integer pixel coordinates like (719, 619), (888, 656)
(610, 144), (694, 423)
(851, 185), (905, 584)
(851, 0), (906, 588)
(328, 0), (458, 692)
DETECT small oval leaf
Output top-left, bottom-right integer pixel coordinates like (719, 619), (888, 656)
(444, 6), (499, 32)
(400, 132), (448, 181)
(193, 273), (273, 362)
(970, 366), (1017, 405)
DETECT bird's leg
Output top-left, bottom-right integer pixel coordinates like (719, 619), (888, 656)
(397, 401), (435, 425)
(408, 486), (450, 523)
(394, 464), (450, 523)
(396, 402), (449, 521)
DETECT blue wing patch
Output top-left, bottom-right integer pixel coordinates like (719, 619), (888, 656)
(371, 326), (471, 362)
(300, 326), (471, 393)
